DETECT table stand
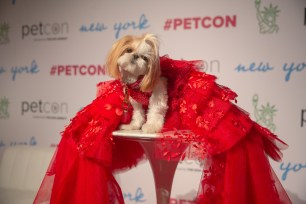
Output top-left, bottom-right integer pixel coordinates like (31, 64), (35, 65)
(113, 130), (188, 204)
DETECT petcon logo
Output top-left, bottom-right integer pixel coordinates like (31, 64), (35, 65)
(21, 99), (68, 120)
(198, 59), (221, 74)
(50, 64), (107, 76)
(21, 22), (69, 41)
(163, 15), (237, 31)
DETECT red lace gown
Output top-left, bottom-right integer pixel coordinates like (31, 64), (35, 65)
(34, 56), (292, 204)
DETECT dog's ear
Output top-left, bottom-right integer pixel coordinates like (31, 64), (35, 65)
(143, 33), (159, 56)
(106, 35), (133, 79)
(140, 34), (160, 92)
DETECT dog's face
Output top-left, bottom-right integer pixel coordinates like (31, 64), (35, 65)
(117, 38), (152, 77)
(106, 34), (160, 92)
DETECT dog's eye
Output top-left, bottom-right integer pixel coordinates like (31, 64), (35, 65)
(126, 48), (133, 53)
(141, 56), (148, 62)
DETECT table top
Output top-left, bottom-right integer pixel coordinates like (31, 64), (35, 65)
(112, 129), (160, 140)
(112, 129), (194, 142)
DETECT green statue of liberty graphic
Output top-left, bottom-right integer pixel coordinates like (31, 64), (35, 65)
(0, 97), (9, 119)
(252, 94), (277, 132)
(255, 0), (280, 33)
(0, 23), (10, 44)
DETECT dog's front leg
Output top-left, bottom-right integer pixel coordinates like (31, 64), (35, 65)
(119, 98), (145, 130)
(142, 78), (168, 133)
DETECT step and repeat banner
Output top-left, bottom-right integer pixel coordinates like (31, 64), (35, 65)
(0, 0), (305, 203)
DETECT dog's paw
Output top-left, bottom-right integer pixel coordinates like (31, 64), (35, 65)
(119, 124), (141, 130)
(141, 123), (162, 133)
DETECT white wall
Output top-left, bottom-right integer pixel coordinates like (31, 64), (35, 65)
(0, 0), (305, 203)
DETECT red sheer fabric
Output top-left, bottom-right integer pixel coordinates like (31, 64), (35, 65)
(34, 56), (291, 204)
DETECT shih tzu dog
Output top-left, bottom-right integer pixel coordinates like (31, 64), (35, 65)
(106, 33), (168, 133)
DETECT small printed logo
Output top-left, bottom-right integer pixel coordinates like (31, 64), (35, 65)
(255, 0), (280, 34)
(0, 97), (9, 119)
(22, 22), (69, 41)
(0, 22), (10, 44)
(252, 94), (277, 132)
(21, 99), (68, 120)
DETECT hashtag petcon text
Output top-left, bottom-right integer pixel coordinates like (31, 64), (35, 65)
(163, 15), (237, 30)
(50, 64), (106, 76)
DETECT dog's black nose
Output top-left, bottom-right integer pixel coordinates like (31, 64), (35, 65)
(133, 54), (139, 60)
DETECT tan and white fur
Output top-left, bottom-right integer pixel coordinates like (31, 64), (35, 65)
(106, 34), (168, 133)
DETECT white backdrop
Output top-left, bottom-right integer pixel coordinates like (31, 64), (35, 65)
(0, 0), (305, 203)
